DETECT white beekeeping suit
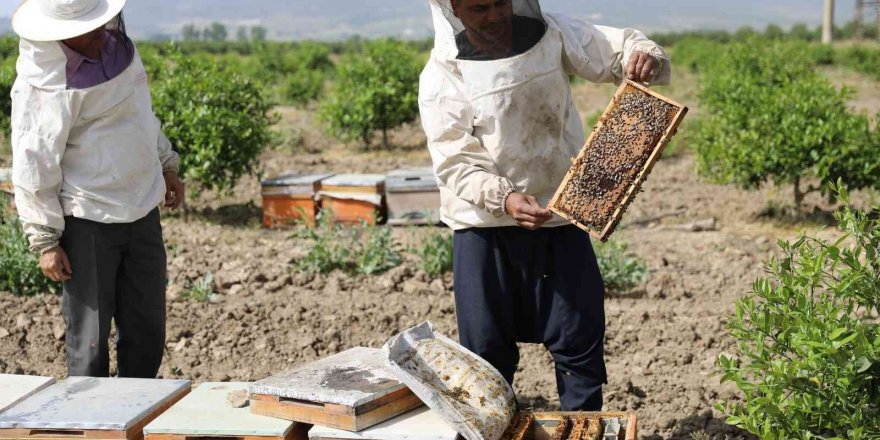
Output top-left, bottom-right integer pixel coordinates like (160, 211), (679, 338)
(10, 38), (178, 253)
(421, 0), (670, 230)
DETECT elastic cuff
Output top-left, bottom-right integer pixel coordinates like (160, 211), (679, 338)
(500, 187), (516, 217)
(31, 242), (60, 255)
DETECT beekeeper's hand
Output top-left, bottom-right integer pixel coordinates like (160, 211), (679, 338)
(505, 193), (553, 230)
(164, 171), (185, 210)
(39, 246), (72, 282)
(626, 51), (657, 83)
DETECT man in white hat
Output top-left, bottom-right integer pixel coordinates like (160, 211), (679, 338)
(421, 0), (670, 410)
(10, 0), (183, 378)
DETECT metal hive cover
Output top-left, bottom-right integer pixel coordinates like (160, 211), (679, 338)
(0, 377), (191, 431)
(143, 382), (294, 437)
(251, 347), (407, 407)
(320, 174), (386, 188)
(261, 173), (335, 188)
(0, 375), (56, 414)
(386, 168), (439, 192)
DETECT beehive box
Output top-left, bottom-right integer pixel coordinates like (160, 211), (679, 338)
(502, 412), (636, 440)
(385, 168), (441, 226)
(144, 383), (309, 440)
(307, 406), (457, 440)
(0, 377), (190, 440)
(0, 375), (55, 414)
(317, 175), (386, 225)
(261, 173), (334, 228)
(549, 80), (688, 241)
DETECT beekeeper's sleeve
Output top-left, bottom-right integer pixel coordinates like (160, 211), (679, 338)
(548, 14), (671, 85)
(420, 60), (515, 218)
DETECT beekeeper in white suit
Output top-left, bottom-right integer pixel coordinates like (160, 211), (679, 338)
(421, 0), (670, 410)
(10, 0), (183, 378)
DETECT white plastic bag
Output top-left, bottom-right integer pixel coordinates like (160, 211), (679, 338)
(383, 322), (516, 440)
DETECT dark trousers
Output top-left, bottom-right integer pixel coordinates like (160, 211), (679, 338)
(453, 225), (607, 411)
(60, 208), (167, 378)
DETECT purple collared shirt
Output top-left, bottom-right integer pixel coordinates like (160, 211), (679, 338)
(59, 31), (134, 90)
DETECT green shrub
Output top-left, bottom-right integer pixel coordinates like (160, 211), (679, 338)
(319, 39), (422, 148)
(296, 212), (402, 276)
(594, 239), (647, 293)
(151, 46), (278, 193)
(182, 273), (215, 302)
(695, 39), (879, 207)
(0, 56), (15, 146)
(837, 45), (880, 80)
(283, 68), (325, 106)
(717, 183), (880, 439)
(0, 204), (59, 296)
(414, 230), (453, 278)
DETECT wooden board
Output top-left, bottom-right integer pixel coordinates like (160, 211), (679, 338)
(549, 80), (688, 241)
(250, 348), (423, 431)
(0, 375), (55, 414)
(262, 196), (318, 228)
(306, 406), (457, 440)
(319, 198), (385, 225)
(143, 383), (298, 439)
(0, 378), (190, 440)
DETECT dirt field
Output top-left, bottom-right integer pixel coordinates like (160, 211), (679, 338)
(2, 71), (877, 439)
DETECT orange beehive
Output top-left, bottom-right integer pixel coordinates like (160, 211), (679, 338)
(261, 173), (334, 228)
(317, 174), (386, 225)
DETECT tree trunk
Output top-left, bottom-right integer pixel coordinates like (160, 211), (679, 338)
(822, 0), (835, 44)
(383, 127), (389, 149)
(794, 177), (805, 209)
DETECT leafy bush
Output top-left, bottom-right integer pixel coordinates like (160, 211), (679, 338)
(695, 39), (879, 206)
(254, 41), (333, 106)
(414, 230), (453, 278)
(0, 204), (59, 296)
(594, 239), (647, 293)
(319, 39), (422, 148)
(837, 45), (880, 80)
(296, 212), (402, 276)
(284, 68), (325, 106)
(717, 183), (880, 439)
(0, 56), (15, 146)
(151, 46), (278, 192)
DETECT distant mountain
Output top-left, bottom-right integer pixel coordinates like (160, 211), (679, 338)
(0, 1), (860, 41)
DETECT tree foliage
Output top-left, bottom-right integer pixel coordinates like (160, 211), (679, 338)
(151, 46), (278, 192)
(319, 39), (422, 148)
(694, 39), (880, 206)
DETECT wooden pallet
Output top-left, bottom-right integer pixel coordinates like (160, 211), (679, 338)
(250, 388), (422, 432)
(549, 80), (688, 241)
(503, 412), (637, 440)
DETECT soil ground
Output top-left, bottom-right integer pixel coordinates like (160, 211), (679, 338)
(1, 66), (878, 440)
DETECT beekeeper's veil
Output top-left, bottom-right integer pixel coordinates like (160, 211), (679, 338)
(430, 0), (546, 61)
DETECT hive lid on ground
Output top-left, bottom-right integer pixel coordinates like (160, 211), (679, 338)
(0, 374), (55, 414)
(0, 377), (191, 430)
(386, 168), (439, 192)
(143, 382), (294, 437)
(251, 347), (406, 407)
(261, 173), (335, 188)
(307, 406), (458, 440)
(320, 174), (385, 188)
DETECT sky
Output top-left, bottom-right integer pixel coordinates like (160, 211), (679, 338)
(0, 1), (862, 40)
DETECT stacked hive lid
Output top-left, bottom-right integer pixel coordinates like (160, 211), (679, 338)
(0, 377), (190, 440)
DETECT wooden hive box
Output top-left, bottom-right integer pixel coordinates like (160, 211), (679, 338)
(549, 80), (688, 241)
(250, 347), (422, 432)
(307, 406), (457, 440)
(502, 412), (637, 440)
(385, 168), (441, 226)
(0, 377), (190, 440)
(317, 175), (386, 225)
(261, 173), (335, 228)
(144, 383), (309, 440)
(0, 375), (55, 414)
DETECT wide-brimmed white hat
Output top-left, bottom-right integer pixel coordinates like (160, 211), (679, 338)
(12, 0), (127, 42)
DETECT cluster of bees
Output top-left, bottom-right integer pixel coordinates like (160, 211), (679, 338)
(555, 86), (676, 233)
(502, 413), (610, 440)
